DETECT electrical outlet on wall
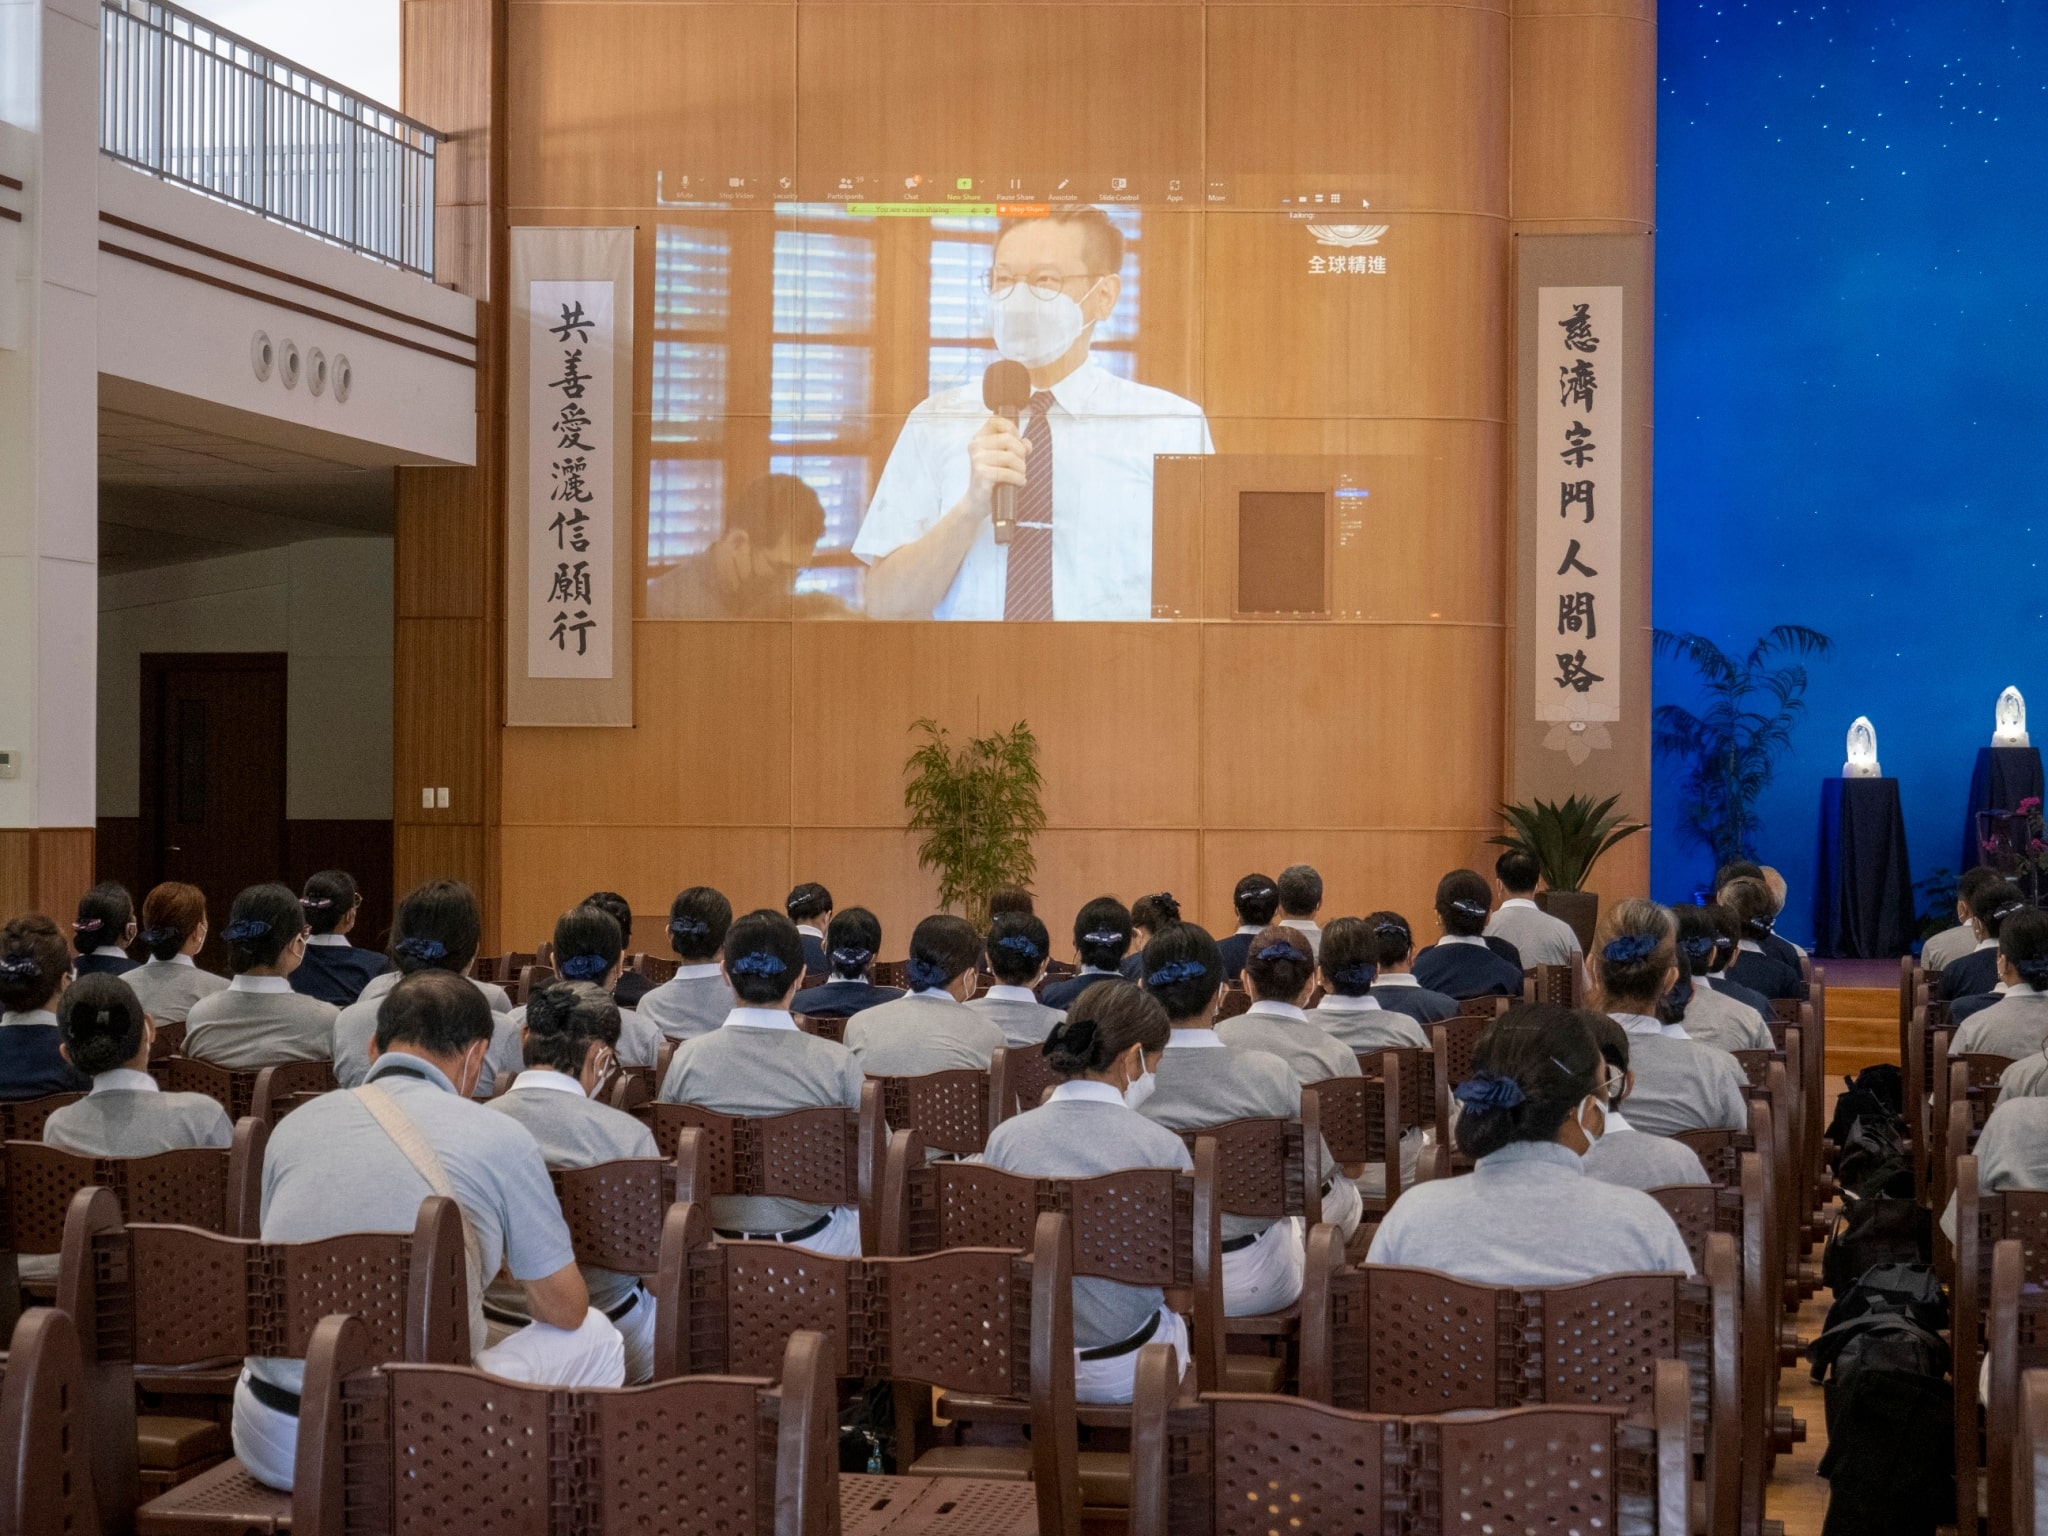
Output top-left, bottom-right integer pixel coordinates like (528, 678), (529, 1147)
(0, 750), (17, 780)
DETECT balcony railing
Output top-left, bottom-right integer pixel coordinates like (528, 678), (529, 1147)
(100, 0), (439, 278)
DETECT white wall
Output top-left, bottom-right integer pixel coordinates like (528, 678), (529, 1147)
(97, 537), (393, 820)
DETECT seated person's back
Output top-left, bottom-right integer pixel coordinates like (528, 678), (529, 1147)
(1923, 866), (2004, 974)
(845, 914), (1003, 1075)
(1590, 901), (1750, 1138)
(788, 906), (905, 1019)
(1215, 926), (1359, 1087)
(1218, 874), (1280, 984)
(1484, 851), (1583, 970)
(1700, 902), (1775, 1016)
(1367, 1002), (1692, 1283)
(1577, 1011), (1712, 1193)
(0, 913), (91, 1102)
(966, 911), (1067, 1047)
(289, 869), (390, 1008)
(1308, 916), (1430, 1053)
(70, 881), (140, 978)
(1941, 879), (2029, 1004)
(1360, 911), (1460, 1023)
(786, 882), (834, 977)
(1948, 908), (2048, 1060)
(1117, 892), (1182, 981)
(658, 910), (866, 1253)
(635, 885), (738, 1042)
(1942, 1090), (2048, 1241)
(43, 974), (231, 1156)
(1720, 878), (1808, 1001)
(1038, 896), (1133, 1010)
(183, 884), (337, 1068)
(1412, 869), (1526, 999)
(1668, 908), (1773, 1054)
(126, 881), (229, 1025)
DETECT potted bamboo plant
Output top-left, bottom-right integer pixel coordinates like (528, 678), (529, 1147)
(1488, 793), (1646, 950)
(902, 717), (1047, 928)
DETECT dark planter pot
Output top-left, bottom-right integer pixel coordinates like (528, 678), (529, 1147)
(1537, 890), (1600, 953)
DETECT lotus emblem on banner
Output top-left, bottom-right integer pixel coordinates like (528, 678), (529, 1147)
(1307, 224), (1388, 248)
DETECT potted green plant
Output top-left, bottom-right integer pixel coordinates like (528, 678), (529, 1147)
(902, 717), (1047, 927)
(1488, 793), (1646, 950)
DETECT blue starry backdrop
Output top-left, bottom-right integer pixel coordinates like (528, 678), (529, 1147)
(1651, 0), (2048, 940)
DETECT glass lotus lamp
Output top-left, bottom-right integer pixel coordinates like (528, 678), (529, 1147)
(1994, 687), (2029, 748)
(1843, 716), (1881, 779)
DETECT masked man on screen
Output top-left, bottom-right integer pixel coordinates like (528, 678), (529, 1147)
(853, 207), (1212, 621)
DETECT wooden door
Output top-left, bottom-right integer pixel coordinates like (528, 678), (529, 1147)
(140, 654), (288, 973)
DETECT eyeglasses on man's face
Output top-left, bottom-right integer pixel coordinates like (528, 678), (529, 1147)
(981, 270), (1111, 302)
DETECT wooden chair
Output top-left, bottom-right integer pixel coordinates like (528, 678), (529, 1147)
(647, 1081), (885, 1253)
(609, 1038), (677, 1110)
(1456, 992), (1512, 1018)
(1296, 1248), (1741, 1536)
(1213, 987), (1250, 1021)
(876, 1132), (1224, 1396)
(1932, 1053), (2012, 1224)
(1953, 1171), (2048, 1529)
(0, 1306), (111, 1536)
(246, 1061), (337, 1126)
(660, 1201), (1066, 1533)
(511, 962), (557, 1007)
(1304, 1048), (1429, 1226)
(989, 1042), (1060, 1124)
(1982, 1239), (2048, 1536)
(150, 1058), (334, 1125)
(868, 1066), (1003, 1158)
(1905, 1001), (1948, 1198)
(293, 1315), (847, 1536)
(1427, 1012), (1490, 1172)
(631, 951), (680, 986)
(149, 1019), (186, 1063)
(58, 1187), (468, 1536)
(0, 1091), (85, 1143)
(793, 1011), (847, 1044)
(1127, 1351), (1691, 1536)
(551, 1154), (678, 1280)
(872, 959), (911, 990)
(2016, 1367), (2048, 1536)
(1522, 962), (1578, 1006)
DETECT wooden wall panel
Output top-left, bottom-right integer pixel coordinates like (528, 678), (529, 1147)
(497, 825), (794, 951)
(1509, 13), (1656, 227)
(1206, 6), (1507, 213)
(507, 4), (797, 211)
(394, 618), (491, 823)
(0, 829), (100, 922)
(395, 823), (488, 906)
(1201, 213), (1506, 422)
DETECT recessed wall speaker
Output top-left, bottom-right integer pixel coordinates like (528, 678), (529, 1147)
(307, 347), (328, 397)
(279, 338), (302, 390)
(250, 330), (274, 381)
(332, 353), (352, 403)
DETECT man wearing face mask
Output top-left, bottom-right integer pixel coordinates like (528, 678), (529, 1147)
(854, 207), (1213, 620)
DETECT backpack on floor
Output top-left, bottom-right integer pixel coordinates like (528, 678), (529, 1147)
(1831, 1115), (1914, 1203)
(1820, 1196), (1930, 1296)
(1826, 1064), (1905, 1148)
(1809, 1274), (1953, 1536)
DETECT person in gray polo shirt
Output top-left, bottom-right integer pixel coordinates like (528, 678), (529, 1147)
(332, 880), (520, 1095)
(488, 982), (662, 1382)
(1579, 1011), (1711, 1193)
(1308, 917), (1431, 1198)
(1485, 849), (1585, 971)
(238, 970), (621, 1492)
(1948, 909), (2048, 1062)
(502, 906), (663, 1068)
(966, 912), (1066, 1048)
(126, 882), (228, 1026)
(658, 910), (866, 1254)
(182, 884), (337, 1069)
(45, 973), (232, 1156)
(845, 915), (1004, 1076)
(980, 980), (1192, 1403)
(1367, 1004), (1692, 1284)
(1590, 901), (1749, 1139)
(635, 886), (738, 1043)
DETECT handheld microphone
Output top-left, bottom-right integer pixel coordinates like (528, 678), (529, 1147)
(982, 359), (1033, 546)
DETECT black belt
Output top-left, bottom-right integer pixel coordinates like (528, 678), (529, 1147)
(245, 1374), (301, 1418)
(1077, 1309), (1161, 1362)
(483, 1284), (646, 1328)
(1220, 1232), (1260, 1253)
(715, 1212), (833, 1244)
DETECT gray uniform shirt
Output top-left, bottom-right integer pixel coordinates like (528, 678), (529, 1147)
(1941, 1094), (2048, 1240)
(485, 1072), (660, 1318)
(1366, 1139), (1694, 1282)
(505, 1000), (662, 1069)
(966, 988), (1066, 1048)
(1921, 924), (1978, 974)
(125, 958), (228, 1026)
(635, 968), (736, 1043)
(658, 1010), (866, 1234)
(1310, 997), (1431, 1054)
(183, 981), (337, 1069)
(846, 991), (1005, 1076)
(42, 1069), (234, 1156)
(1674, 984), (1774, 1055)
(1608, 1015), (1750, 1138)
(1998, 1049), (2048, 1101)
(981, 1082), (1193, 1348)
(333, 972), (524, 1094)
(1485, 900), (1581, 969)
(255, 1052), (576, 1393)
(1218, 1001), (1360, 1088)
(1579, 1109), (1713, 1192)
(1949, 989), (2048, 1062)
(1140, 1031), (1304, 1241)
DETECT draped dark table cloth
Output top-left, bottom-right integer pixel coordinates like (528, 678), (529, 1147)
(1961, 746), (2044, 871)
(1816, 777), (1914, 959)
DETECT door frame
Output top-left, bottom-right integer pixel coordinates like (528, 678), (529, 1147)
(138, 652), (290, 896)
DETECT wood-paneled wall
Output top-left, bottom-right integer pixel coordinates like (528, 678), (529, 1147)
(400, 0), (1656, 952)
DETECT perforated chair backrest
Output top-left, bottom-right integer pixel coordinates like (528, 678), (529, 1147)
(153, 1056), (265, 1120)
(1428, 1013), (1489, 1088)
(1982, 1240), (2048, 1536)
(870, 1067), (998, 1157)
(656, 1089), (880, 1209)
(792, 1012), (846, 1044)
(993, 1042), (1061, 1122)
(872, 960), (910, 990)
(250, 1060), (338, 1126)
(1525, 963), (1576, 1006)
(1214, 987), (1250, 1021)
(1169, 1114), (1313, 1225)
(149, 1019), (185, 1063)
(634, 953), (680, 985)
(1301, 1074), (1398, 1200)
(1649, 1183), (1743, 1275)
(552, 1157), (676, 1275)
(0, 1306), (109, 1536)
(2, 1138), (244, 1256)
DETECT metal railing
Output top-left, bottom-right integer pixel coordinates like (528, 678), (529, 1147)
(100, 0), (439, 278)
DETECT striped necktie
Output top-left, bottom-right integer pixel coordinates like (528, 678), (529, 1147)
(1002, 391), (1057, 621)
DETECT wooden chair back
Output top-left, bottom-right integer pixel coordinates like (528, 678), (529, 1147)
(1984, 1239), (2048, 1536)
(0, 1307), (109, 1536)
(1304, 1051), (1426, 1215)
(792, 1011), (846, 1044)
(2, 1116), (263, 1257)
(869, 1066), (1002, 1157)
(152, 1057), (334, 1125)
(1168, 1110), (1317, 1229)
(2017, 1367), (2048, 1536)
(552, 1155), (679, 1276)
(1523, 962), (1578, 1006)
(990, 1042), (1061, 1123)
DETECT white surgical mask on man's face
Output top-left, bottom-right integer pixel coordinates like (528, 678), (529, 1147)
(992, 282), (1097, 369)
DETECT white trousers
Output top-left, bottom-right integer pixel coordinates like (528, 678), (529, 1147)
(717, 1205), (864, 1258)
(1320, 1174), (1363, 1242)
(612, 1288), (658, 1384)
(233, 1308), (626, 1492)
(1073, 1307), (1189, 1405)
(1351, 1128), (1426, 1202)
(1221, 1217), (1305, 1316)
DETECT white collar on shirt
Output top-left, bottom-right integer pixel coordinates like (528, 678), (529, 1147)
(1167, 1028), (1226, 1049)
(1049, 1079), (1127, 1107)
(1498, 898), (1539, 912)
(985, 984), (1039, 1005)
(1244, 999), (1310, 1024)
(229, 975), (292, 995)
(1438, 933), (1490, 948)
(1611, 1011), (1665, 1038)
(304, 933), (349, 948)
(0, 1010), (57, 1028)
(796, 924), (825, 940)
(1234, 925), (1263, 936)
(1315, 993), (1382, 1012)
(1604, 1106), (1635, 1134)
(1976, 937), (2001, 953)
(674, 963), (723, 981)
(724, 1007), (797, 1031)
(1077, 966), (1122, 978)
(825, 974), (864, 986)
(1737, 939), (1764, 955)
(91, 945), (130, 958)
(156, 953), (196, 969)
(1281, 918), (1320, 935)
(91, 1068), (160, 1096)
(911, 987), (957, 1002)
(509, 1069), (587, 1097)
(1374, 974), (1420, 988)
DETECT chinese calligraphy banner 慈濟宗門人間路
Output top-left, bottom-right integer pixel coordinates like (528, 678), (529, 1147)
(507, 226), (635, 727)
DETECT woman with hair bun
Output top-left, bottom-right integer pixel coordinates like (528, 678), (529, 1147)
(182, 884), (337, 1069)
(508, 906), (664, 1069)
(71, 882), (140, 977)
(44, 973), (231, 1156)
(1365, 1003), (1692, 1283)
(1118, 892), (1183, 980)
(289, 869), (390, 1009)
(967, 912), (1066, 1046)
(980, 979), (1190, 1403)
(1589, 899), (1748, 1138)
(0, 914), (89, 1101)
(1411, 870), (1525, 1000)
(127, 882), (228, 1025)
(1665, 905), (1772, 1053)
(1947, 908), (2048, 1061)
(1359, 912), (1460, 1024)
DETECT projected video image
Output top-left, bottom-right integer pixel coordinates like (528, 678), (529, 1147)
(643, 203), (1211, 622)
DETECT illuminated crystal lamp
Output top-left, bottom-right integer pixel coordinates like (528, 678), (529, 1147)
(1843, 716), (1881, 779)
(1994, 687), (2030, 748)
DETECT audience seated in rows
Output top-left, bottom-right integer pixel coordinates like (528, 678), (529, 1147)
(1946, 907), (2048, 1059)
(1588, 898), (1749, 1138)
(844, 914), (1002, 1074)
(1671, 903), (1774, 1052)
(1579, 1010), (1712, 1192)
(507, 904), (663, 1067)
(636, 885), (736, 1042)
(788, 906), (904, 1018)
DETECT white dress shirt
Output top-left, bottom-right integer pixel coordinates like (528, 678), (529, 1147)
(304, 934), (350, 949)
(227, 974), (293, 994)
(89, 1068), (159, 1096)
(984, 984), (1039, 1005)
(674, 963), (723, 981)
(722, 1007), (798, 1031)
(852, 359), (1213, 620)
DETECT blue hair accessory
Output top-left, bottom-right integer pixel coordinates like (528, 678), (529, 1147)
(1453, 1072), (1527, 1113)
(2015, 956), (2048, 989)
(995, 934), (1042, 959)
(1449, 899), (1490, 920)
(0, 955), (40, 980)
(1373, 919), (1409, 938)
(1331, 962), (1378, 988)
(907, 957), (952, 991)
(137, 927), (175, 948)
(1146, 960), (1207, 986)
(1993, 902), (2026, 923)
(730, 953), (788, 979)
(669, 917), (711, 938)
(1678, 936), (1715, 963)
(830, 947), (873, 971)
(1602, 934), (1659, 965)
(394, 937), (448, 964)
(222, 919), (271, 944)
(1081, 929), (1126, 947)
(558, 953), (611, 982)
(1254, 942), (1302, 963)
